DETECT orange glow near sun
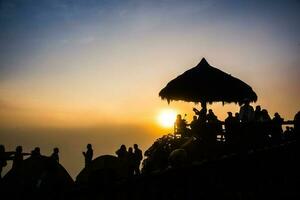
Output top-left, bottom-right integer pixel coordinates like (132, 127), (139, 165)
(157, 109), (177, 128)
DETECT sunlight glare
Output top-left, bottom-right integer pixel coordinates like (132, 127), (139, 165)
(157, 109), (177, 128)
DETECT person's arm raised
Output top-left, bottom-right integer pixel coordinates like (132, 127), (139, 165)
(193, 108), (200, 115)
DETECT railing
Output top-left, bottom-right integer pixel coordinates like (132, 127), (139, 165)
(174, 120), (295, 141)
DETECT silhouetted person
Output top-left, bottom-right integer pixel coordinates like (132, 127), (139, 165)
(283, 126), (292, 140)
(193, 103), (208, 140)
(83, 144), (93, 167)
(225, 112), (235, 144)
(0, 145), (7, 180)
(254, 105), (262, 121)
(51, 147), (59, 163)
(116, 144), (128, 161)
(261, 109), (271, 121)
(31, 147), (41, 159)
(239, 100), (255, 149)
(174, 114), (188, 137)
(190, 115), (199, 136)
(127, 147), (135, 176)
(234, 112), (240, 122)
(271, 112), (284, 143)
(133, 144), (143, 175)
(193, 101), (207, 123)
(206, 109), (221, 144)
(259, 109), (272, 143)
(239, 100), (254, 123)
(253, 105), (265, 147)
(206, 109), (217, 123)
(294, 111), (300, 140)
(229, 112), (242, 145)
(11, 145), (30, 170)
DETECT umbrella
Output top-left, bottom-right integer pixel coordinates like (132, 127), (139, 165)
(159, 58), (257, 105)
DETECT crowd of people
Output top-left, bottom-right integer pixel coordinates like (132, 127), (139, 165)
(0, 145), (59, 180)
(115, 144), (143, 176)
(141, 103), (298, 174)
(174, 100), (297, 148)
(1, 100), (299, 180)
(81, 143), (143, 176)
(0, 143), (143, 180)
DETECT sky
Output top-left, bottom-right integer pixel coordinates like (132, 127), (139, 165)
(0, 0), (300, 177)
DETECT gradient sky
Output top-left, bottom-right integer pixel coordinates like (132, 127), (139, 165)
(0, 0), (299, 177)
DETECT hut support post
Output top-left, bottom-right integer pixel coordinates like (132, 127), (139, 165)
(201, 101), (207, 110)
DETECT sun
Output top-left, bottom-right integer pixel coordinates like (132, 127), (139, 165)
(157, 109), (177, 128)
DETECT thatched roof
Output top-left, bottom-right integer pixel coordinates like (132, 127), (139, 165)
(159, 58), (257, 104)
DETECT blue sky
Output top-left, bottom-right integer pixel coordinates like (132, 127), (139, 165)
(0, 0), (299, 125)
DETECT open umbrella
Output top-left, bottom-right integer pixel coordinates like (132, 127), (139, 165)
(159, 58), (257, 105)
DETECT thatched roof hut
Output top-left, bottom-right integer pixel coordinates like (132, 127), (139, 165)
(159, 58), (257, 105)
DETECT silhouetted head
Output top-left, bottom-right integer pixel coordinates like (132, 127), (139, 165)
(262, 109), (268, 114)
(120, 144), (126, 151)
(133, 144), (138, 149)
(193, 115), (197, 121)
(87, 144), (92, 149)
(16, 146), (22, 154)
(255, 105), (261, 112)
(235, 112), (239, 117)
(128, 147), (133, 153)
(53, 147), (59, 153)
(34, 147), (41, 154)
(295, 111), (300, 120)
(274, 112), (280, 117)
(208, 109), (213, 114)
(32, 147), (41, 157)
(177, 114), (182, 120)
(227, 112), (232, 117)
